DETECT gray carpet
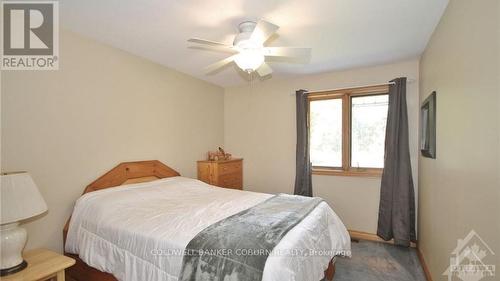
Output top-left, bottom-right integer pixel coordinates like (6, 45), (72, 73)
(334, 240), (426, 281)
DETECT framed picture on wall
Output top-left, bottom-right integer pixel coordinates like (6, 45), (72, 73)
(421, 91), (436, 158)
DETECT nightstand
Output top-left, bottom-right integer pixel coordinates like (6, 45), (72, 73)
(2, 248), (75, 281)
(197, 158), (243, 190)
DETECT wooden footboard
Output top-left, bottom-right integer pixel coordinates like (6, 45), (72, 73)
(325, 259), (336, 280)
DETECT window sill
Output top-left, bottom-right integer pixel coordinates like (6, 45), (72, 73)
(312, 168), (383, 178)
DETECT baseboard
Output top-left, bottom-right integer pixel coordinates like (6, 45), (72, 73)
(416, 247), (433, 281)
(348, 229), (417, 248)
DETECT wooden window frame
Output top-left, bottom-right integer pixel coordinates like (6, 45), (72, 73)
(308, 85), (389, 177)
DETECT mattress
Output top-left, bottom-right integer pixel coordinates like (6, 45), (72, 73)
(65, 176), (351, 281)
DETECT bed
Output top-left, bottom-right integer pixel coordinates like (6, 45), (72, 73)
(63, 160), (350, 281)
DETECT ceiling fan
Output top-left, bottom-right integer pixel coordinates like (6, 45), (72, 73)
(188, 20), (311, 77)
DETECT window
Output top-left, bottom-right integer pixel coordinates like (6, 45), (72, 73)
(309, 85), (389, 176)
(310, 99), (342, 167)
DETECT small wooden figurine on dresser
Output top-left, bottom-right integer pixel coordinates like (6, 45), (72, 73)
(198, 147), (243, 190)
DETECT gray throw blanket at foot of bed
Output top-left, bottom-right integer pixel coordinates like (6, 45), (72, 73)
(179, 194), (323, 281)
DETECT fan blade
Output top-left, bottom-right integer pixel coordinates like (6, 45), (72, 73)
(188, 37), (230, 47)
(250, 20), (279, 44)
(263, 47), (311, 59)
(189, 45), (238, 54)
(256, 62), (273, 77)
(205, 55), (237, 73)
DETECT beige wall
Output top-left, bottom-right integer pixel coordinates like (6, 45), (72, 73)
(0, 30), (224, 252)
(419, 0), (500, 280)
(224, 60), (419, 234)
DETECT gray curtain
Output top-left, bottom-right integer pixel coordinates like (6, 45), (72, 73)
(377, 77), (416, 247)
(294, 89), (313, 197)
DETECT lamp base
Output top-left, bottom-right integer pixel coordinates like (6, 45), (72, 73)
(0, 222), (27, 275)
(0, 260), (27, 276)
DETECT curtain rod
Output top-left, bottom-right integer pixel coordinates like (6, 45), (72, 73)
(298, 78), (416, 94)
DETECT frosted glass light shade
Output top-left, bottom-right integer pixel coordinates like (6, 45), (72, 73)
(1, 173), (47, 224)
(234, 49), (264, 72)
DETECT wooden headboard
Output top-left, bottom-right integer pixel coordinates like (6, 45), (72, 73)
(83, 160), (180, 194)
(64, 160), (180, 246)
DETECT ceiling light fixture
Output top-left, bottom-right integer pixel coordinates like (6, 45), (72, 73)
(233, 48), (264, 73)
(188, 20), (312, 77)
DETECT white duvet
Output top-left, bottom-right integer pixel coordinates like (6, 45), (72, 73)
(66, 177), (350, 281)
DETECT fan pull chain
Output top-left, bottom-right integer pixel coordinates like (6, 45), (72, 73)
(249, 71), (255, 94)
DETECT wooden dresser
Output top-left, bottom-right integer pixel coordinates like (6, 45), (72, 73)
(197, 158), (243, 190)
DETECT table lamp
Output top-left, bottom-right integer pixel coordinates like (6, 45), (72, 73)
(0, 172), (47, 276)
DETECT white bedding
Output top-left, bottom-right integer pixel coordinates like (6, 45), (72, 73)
(66, 177), (350, 281)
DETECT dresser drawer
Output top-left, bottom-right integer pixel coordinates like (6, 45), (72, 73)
(218, 173), (242, 189)
(218, 161), (242, 176)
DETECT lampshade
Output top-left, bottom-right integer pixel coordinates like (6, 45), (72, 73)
(1, 173), (47, 225)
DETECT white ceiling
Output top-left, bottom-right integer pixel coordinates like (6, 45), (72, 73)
(61, 0), (448, 87)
